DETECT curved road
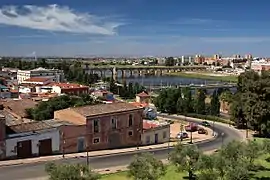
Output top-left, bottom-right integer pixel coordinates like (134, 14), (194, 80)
(0, 115), (242, 180)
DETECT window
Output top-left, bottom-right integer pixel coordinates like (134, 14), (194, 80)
(146, 136), (150, 144)
(163, 131), (167, 139)
(128, 130), (133, 136)
(111, 118), (117, 129)
(93, 137), (100, 144)
(128, 114), (133, 127)
(93, 119), (99, 133)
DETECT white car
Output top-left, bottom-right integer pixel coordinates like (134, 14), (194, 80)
(176, 132), (189, 139)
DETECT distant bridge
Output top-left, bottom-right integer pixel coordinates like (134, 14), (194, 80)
(83, 65), (207, 80)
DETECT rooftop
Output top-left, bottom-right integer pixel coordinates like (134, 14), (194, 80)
(24, 77), (52, 83)
(136, 91), (150, 97)
(71, 102), (143, 117)
(51, 83), (88, 89)
(0, 99), (38, 118)
(8, 119), (74, 134)
(143, 120), (169, 130)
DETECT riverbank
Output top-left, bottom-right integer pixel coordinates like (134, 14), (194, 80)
(166, 71), (238, 82)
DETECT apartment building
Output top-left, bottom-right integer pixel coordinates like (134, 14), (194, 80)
(17, 67), (65, 84)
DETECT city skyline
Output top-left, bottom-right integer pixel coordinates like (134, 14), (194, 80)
(0, 1), (270, 56)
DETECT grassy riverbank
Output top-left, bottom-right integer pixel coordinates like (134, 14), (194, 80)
(167, 72), (238, 82)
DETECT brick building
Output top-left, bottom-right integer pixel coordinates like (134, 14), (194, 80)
(0, 114), (5, 159)
(54, 102), (144, 153)
(50, 83), (89, 95)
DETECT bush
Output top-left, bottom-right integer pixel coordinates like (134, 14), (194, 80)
(186, 113), (235, 125)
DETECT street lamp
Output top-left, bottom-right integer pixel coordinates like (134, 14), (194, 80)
(212, 120), (215, 136)
(221, 133), (224, 147)
(167, 133), (171, 160)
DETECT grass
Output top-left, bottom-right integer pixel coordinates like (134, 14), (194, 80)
(101, 166), (186, 180)
(167, 71), (238, 82)
(101, 154), (270, 180)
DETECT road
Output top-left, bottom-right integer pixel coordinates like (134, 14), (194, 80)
(0, 115), (242, 180)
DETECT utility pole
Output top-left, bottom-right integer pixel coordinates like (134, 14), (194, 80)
(246, 122), (249, 139)
(61, 132), (65, 158)
(86, 139), (89, 166)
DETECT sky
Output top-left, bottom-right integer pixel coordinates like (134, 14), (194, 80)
(0, 0), (270, 57)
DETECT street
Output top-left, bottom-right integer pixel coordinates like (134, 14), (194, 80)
(0, 115), (242, 180)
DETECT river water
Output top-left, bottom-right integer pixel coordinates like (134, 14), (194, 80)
(118, 75), (237, 94)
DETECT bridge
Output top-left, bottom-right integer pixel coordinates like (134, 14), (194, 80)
(82, 65), (207, 80)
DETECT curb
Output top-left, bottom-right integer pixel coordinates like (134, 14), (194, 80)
(0, 135), (217, 168)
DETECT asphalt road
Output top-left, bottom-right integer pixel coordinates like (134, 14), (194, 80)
(0, 115), (242, 180)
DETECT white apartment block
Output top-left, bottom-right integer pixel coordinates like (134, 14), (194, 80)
(17, 67), (65, 84)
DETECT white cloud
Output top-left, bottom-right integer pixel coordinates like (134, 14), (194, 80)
(0, 4), (121, 35)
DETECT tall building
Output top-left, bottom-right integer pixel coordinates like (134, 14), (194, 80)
(245, 54), (253, 59)
(17, 67), (65, 84)
(213, 54), (221, 60)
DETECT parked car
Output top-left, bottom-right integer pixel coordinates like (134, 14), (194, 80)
(176, 132), (189, 139)
(185, 122), (198, 132)
(198, 128), (207, 134)
(201, 121), (211, 127)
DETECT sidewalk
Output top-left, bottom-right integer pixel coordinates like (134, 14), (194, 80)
(0, 133), (215, 167)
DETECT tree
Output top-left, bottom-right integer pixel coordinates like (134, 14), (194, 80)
(194, 89), (206, 115)
(169, 143), (201, 179)
(45, 162), (100, 180)
(210, 90), (220, 116)
(230, 70), (270, 136)
(128, 153), (166, 180)
(243, 140), (263, 169)
(196, 154), (219, 180)
(165, 57), (176, 66)
(181, 87), (193, 114)
(26, 95), (97, 120)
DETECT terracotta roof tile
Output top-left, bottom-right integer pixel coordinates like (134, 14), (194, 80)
(1, 99), (37, 118)
(136, 91), (150, 97)
(71, 102), (143, 117)
(143, 121), (158, 129)
(24, 77), (52, 82)
(8, 121), (53, 133)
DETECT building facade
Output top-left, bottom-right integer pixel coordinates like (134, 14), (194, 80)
(141, 120), (170, 145)
(0, 115), (6, 159)
(17, 67), (65, 84)
(5, 121), (60, 159)
(54, 102), (144, 152)
(51, 83), (89, 95)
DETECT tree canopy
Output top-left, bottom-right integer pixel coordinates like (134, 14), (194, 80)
(230, 70), (270, 136)
(45, 162), (100, 180)
(128, 153), (166, 180)
(26, 94), (98, 121)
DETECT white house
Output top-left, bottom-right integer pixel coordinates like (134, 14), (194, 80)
(5, 120), (62, 159)
(141, 120), (170, 145)
(17, 67), (65, 84)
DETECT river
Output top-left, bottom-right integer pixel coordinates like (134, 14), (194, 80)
(117, 75), (237, 94)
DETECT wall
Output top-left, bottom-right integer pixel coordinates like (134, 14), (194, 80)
(87, 109), (143, 151)
(59, 125), (86, 154)
(141, 125), (170, 145)
(6, 128), (60, 158)
(52, 86), (62, 94)
(0, 116), (6, 159)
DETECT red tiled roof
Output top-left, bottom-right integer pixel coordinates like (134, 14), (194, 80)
(130, 102), (148, 108)
(137, 91), (150, 97)
(24, 77), (51, 83)
(52, 83), (88, 89)
(143, 121), (158, 130)
(65, 102), (143, 118)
